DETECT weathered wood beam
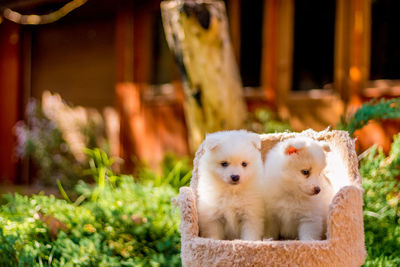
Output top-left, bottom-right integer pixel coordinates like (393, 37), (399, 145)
(161, 0), (247, 152)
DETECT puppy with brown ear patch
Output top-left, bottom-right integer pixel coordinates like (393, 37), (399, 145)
(262, 137), (333, 240)
(197, 130), (264, 241)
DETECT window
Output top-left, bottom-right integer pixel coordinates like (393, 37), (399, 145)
(370, 0), (400, 80)
(239, 0), (263, 87)
(292, 0), (335, 91)
(150, 13), (175, 85)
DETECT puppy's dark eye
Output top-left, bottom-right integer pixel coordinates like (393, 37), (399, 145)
(241, 162), (247, 167)
(221, 161), (229, 167)
(301, 169), (311, 177)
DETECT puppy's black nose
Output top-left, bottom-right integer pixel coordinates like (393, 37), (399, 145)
(313, 186), (321, 195)
(231, 174), (240, 182)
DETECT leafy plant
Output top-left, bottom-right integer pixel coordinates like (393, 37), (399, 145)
(338, 97), (400, 136)
(0, 228), (17, 266)
(247, 108), (291, 134)
(361, 134), (400, 266)
(137, 153), (192, 192)
(0, 149), (183, 266)
(82, 148), (120, 201)
(14, 99), (82, 188)
(14, 95), (111, 188)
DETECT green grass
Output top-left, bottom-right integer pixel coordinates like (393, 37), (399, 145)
(0, 149), (192, 267)
(361, 134), (400, 266)
(0, 178), (182, 267)
(2, 131), (400, 266)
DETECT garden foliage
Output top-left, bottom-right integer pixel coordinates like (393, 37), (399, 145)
(338, 97), (400, 136)
(14, 99), (82, 188)
(137, 153), (192, 190)
(361, 134), (400, 266)
(4, 97), (400, 266)
(247, 108), (291, 133)
(0, 149), (191, 266)
(14, 95), (109, 188)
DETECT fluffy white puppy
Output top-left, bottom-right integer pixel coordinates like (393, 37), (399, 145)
(263, 137), (333, 240)
(197, 130), (264, 241)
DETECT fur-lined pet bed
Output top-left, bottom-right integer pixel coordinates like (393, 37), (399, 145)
(175, 129), (366, 266)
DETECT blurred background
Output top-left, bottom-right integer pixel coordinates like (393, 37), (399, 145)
(1, 1), (400, 265)
(1, 0), (400, 185)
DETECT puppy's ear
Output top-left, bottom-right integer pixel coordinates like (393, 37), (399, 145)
(204, 134), (220, 151)
(320, 142), (331, 152)
(248, 133), (261, 150)
(285, 145), (300, 155)
(284, 140), (305, 155)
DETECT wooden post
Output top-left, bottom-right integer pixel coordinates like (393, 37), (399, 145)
(334, 0), (371, 108)
(334, 0), (350, 103)
(116, 1), (135, 84)
(262, 0), (278, 107)
(0, 21), (21, 183)
(161, 0), (247, 152)
(115, 0), (136, 171)
(276, 0), (294, 107)
(227, 0), (241, 64)
(261, 0), (294, 111)
(349, 0), (371, 107)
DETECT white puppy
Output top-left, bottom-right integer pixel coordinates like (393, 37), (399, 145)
(197, 130), (264, 241)
(263, 137), (333, 240)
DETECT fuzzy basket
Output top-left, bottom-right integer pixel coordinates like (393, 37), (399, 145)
(175, 129), (366, 267)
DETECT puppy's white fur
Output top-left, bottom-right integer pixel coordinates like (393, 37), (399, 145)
(263, 137), (333, 240)
(197, 130), (264, 241)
